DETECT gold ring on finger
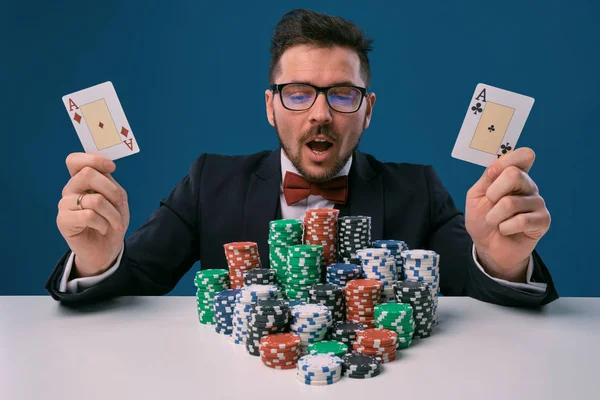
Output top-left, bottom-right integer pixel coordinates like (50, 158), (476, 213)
(77, 193), (86, 210)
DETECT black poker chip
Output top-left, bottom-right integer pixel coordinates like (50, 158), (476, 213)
(342, 352), (381, 373)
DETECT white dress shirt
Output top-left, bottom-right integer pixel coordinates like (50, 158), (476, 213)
(60, 149), (546, 294)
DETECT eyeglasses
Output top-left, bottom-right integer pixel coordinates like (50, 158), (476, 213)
(270, 83), (368, 114)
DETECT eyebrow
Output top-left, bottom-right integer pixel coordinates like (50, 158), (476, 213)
(288, 80), (358, 87)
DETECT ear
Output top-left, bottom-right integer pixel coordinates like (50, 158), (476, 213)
(363, 92), (376, 130)
(265, 89), (275, 127)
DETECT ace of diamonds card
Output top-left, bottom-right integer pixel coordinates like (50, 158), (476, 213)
(452, 83), (534, 167)
(62, 81), (140, 160)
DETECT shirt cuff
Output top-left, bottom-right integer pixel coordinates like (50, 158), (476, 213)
(59, 243), (125, 293)
(472, 244), (547, 293)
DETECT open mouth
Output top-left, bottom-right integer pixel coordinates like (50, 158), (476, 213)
(304, 137), (334, 163)
(306, 138), (334, 154)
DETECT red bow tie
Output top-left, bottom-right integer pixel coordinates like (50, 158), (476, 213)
(283, 171), (348, 206)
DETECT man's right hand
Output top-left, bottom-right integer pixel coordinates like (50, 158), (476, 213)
(56, 153), (130, 278)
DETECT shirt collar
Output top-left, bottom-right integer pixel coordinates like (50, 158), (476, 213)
(280, 148), (352, 184)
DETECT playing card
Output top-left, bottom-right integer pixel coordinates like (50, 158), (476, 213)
(451, 83), (534, 167)
(62, 81), (139, 161)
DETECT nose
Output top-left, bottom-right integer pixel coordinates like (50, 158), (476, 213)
(308, 92), (333, 125)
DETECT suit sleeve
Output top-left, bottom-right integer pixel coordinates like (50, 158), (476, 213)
(45, 154), (207, 305)
(423, 165), (559, 308)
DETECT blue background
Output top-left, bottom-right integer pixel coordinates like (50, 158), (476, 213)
(2, 1), (598, 297)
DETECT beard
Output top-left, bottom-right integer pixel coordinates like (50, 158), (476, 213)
(274, 114), (367, 184)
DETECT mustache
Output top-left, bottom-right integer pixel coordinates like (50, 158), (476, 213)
(300, 125), (340, 144)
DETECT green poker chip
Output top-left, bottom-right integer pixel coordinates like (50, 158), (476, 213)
(285, 287), (310, 301)
(307, 340), (348, 357)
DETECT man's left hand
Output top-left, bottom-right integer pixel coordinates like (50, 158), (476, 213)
(465, 147), (551, 282)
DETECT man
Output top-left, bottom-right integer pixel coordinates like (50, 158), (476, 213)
(46, 9), (557, 307)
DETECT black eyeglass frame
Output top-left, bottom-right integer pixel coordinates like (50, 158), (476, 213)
(270, 83), (369, 114)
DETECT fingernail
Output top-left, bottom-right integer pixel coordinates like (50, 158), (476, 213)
(104, 160), (115, 170)
(488, 167), (496, 178)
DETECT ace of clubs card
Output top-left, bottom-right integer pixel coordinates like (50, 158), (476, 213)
(452, 83), (534, 167)
(62, 81), (140, 160)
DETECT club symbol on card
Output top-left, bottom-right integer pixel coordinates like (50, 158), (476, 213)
(488, 125), (495, 133)
(471, 102), (483, 115)
(497, 142), (512, 158)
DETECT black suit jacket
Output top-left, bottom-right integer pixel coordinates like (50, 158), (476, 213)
(46, 148), (559, 307)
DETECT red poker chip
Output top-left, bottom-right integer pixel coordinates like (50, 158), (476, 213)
(224, 241), (258, 250)
(353, 344), (397, 356)
(348, 315), (376, 323)
(260, 353), (301, 362)
(346, 309), (375, 317)
(260, 352), (300, 362)
(261, 359), (298, 369)
(259, 333), (301, 349)
(259, 346), (301, 355)
(305, 208), (339, 215)
(344, 296), (380, 304)
(356, 328), (398, 347)
(347, 279), (383, 290)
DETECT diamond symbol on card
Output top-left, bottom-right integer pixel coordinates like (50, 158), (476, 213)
(120, 127), (129, 137)
(98, 122), (104, 129)
(73, 113), (82, 123)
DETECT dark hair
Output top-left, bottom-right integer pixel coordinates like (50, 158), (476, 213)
(269, 9), (374, 87)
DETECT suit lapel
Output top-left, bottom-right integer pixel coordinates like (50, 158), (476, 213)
(243, 149), (282, 266)
(336, 150), (384, 241)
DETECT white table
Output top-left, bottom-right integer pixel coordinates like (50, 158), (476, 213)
(1, 296), (598, 400)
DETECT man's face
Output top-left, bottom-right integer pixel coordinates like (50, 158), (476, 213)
(265, 45), (376, 183)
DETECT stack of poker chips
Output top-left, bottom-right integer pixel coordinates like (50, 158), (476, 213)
(285, 244), (323, 301)
(290, 303), (333, 348)
(223, 242), (262, 289)
(356, 248), (398, 303)
(401, 250), (440, 324)
(259, 333), (302, 370)
(327, 320), (368, 345)
(246, 299), (290, 356)
(213, 289), (240, 335)
(354, 328), (398, 363)
(344, 279), (383, 328)
(307, 340), (348, 358)
(243, 268), (277, 286)
(341, 353), (382, 379)
(374, 303), (415, 349)
(286, 299), (306, 308)
(395, 280), (435, 338)
(231, 284), (281, 345)
(296, 354), (343, 386)
(194, 269), (230, 325)
(337, 216), (372, 265)
(268, 219), (303, 285)
(308, 284), (345, 322)
(372, 240), (409, 280)
(326, 263), (363, 287)
(303, 208), (339, 279)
